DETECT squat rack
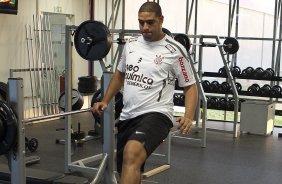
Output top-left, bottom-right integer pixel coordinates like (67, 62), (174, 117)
(6, 24), (119, 184)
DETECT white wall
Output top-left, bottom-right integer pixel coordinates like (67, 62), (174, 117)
(91, 0), (278, 77)
(0, 0), (90, 89)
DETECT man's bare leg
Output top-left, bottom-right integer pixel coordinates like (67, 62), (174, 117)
(120, 140), (147, 184)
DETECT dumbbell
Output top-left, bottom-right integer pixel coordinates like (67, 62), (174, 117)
(202, 80), (211, 92)
(241, 67), (254, 78)
(251, 67), (264, 79)
(173, 93), (185, 106)
(207, 97), (218, 109)
(218, 67), (227, 77)
(247, 83), (260, 95)
(217, 98), (227, 110)
(261, 68), (274, 80)
(270, 85), (282, 97)
(226, 98), (235, 111)
(230, 66), (241, 77)
(218, 81), (231, 93)
(259, 84), (271, 96)
(210, 81), (220, 93)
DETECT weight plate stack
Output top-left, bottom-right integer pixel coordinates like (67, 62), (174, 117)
(58, 89), (84, 111)
(78, 76), (98, 94)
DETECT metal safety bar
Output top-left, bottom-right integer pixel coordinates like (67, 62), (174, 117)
(22, 108), (91, 123)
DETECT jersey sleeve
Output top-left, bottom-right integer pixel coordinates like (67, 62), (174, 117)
(116, 44), (127, 73)
(172, 48), (196, 87)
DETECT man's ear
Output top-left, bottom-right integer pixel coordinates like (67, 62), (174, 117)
(159, 15), (164, 23)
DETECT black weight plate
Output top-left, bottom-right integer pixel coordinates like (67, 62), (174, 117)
(223, 37), (239, 54)
(58, 89), (84, 111)
(74, 20), (112, 61)
(78, 76), (98, 94)
(72, 131), (86, 140)
(91, 89), (124, 122)
(0, 82), (8, 101)
(27, 138), (39, 152)
(0, 100), (18, 155)
(0, 118), (4, 141)
(162, 27), (173, 38)
(174, 34), (191, 52)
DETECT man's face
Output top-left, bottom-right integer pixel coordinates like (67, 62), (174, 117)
(138, 12), (164, 42)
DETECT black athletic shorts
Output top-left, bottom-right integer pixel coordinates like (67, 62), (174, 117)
(116, 112), (173, 174)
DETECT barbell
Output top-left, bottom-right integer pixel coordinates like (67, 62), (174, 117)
(174, 33), (239, 54)
(73, 20), (173, 61)
(74, 20), (239, 61)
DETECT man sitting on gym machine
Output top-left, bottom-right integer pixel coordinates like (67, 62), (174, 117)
(93, 2), (198, 184)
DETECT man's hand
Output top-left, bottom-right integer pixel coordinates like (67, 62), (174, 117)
(92, 102), (108, 115)
(176, 117), (194, 134)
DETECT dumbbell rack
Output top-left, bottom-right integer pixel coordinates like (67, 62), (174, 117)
(190, 35), (240, 138)
(204, 70), (282, 96)
(203, 68), (282, 133)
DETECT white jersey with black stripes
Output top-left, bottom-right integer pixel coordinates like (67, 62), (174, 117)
(117, 34), (196, 121)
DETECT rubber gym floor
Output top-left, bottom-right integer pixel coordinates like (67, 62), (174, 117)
(1, 112), (282, 184)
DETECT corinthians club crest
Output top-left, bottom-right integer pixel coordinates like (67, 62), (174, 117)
(154, 55), (164, 64)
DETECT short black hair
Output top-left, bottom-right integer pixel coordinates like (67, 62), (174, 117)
(138, 2), (163, 17)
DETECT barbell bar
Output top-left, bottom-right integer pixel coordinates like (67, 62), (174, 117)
(174, 33), (239, 54)
(23, 108), (92, 123)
